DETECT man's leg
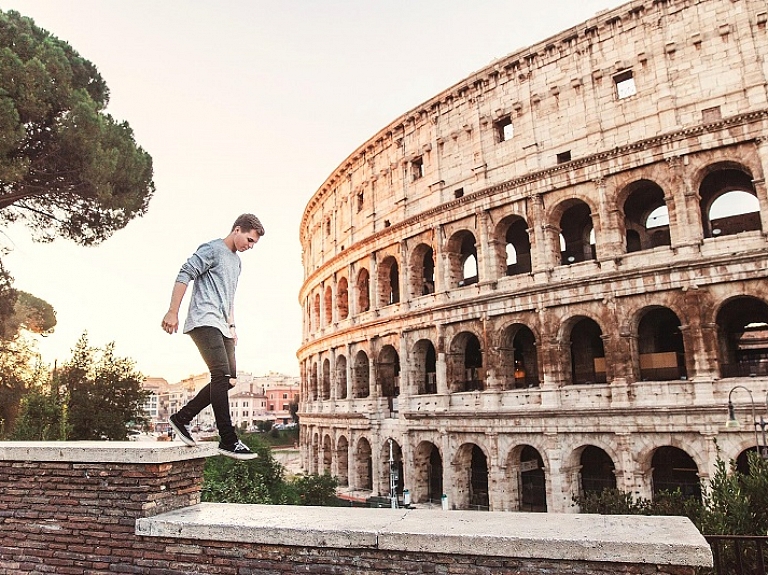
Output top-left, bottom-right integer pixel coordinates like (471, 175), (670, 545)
(177, 326), (238, 446)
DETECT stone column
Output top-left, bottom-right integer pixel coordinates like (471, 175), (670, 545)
(345, 343), (353, 400)
(477, 209), (493, 282)
(667, 156), (703, 254)
(753, 138), (768, 233)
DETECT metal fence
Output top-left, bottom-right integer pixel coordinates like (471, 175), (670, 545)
(704, 535), (768, 575)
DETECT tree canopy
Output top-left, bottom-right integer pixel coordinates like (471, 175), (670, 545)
(0, 9), (154, 246)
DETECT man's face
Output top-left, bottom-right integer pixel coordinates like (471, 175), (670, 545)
(234, 227), (261, 252)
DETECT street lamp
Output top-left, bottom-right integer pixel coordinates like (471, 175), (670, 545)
(726, 385), (768, 460)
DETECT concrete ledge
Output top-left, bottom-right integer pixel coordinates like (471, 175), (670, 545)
(0, 440), (219, 463)
(136, 503), (713, 567)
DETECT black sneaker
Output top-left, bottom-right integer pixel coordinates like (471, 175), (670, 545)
(217, 440), (258, 460)
(169, 414), (196, 447)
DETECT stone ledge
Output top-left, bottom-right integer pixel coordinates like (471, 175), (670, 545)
(0, 441), (219, 463)
(136, 503), (713, 567)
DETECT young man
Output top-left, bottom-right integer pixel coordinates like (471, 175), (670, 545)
(161, 213), (265, 460)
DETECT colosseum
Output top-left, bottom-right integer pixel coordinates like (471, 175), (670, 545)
(297, 0), (768, 512)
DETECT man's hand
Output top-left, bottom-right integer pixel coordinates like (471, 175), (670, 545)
(161, 311), (179, 334)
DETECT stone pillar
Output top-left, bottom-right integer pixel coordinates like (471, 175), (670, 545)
(753, 138), (768, 233)
(667, 156), (703, 254)
(369, 253), (379, 312)
(399, 332), (410, 399)
(477, 210), (493, 282)
(433, 224), (445, 293)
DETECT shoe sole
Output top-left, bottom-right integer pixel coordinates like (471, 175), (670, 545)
(216, 448), (258, 460)
(169, 418), (196, 447)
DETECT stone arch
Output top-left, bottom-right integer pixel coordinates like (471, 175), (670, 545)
(447, 330), (484, 392)
(506, 444), (547, 512)
(321, 358), (331, 400)
(378, 254), (400, 306)
(354, 436), (373, 490)
(335, 354), (347, 399)
(497, 322), (539, 389)
(411, 338), (437, 394)
(322, 433), (333, 474)
(336, 435), (349, 486)
(356, 267), (370, 313)
(619, 179), (670, 252)
(650, 446), (701, 501)
(323, 285), (333, 325)
(313, 292), (321, 330)
(697, 162), (760, 239)
(412, 440), (443, 504)
(336, 276), (349, 320)
(445, 230), (478, 287)
(378, 439), (404, 497)
(715, 295), (768, 377)
(494, 214), (532, 276)
(352, 350), (370, 398)
(377, 344), (400, 400)
(576, 445), (617, 495)
(309, 360), (319, 400)
(635, 306), (687, 381)
(550, 198), (596, 265)
(453, 442), (490, 510)
(560, 316), (606, 384)
(408, 242), (435, 298)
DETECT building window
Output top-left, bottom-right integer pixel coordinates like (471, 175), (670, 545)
(557, 150), (572, 164)
(283, 393), (288, 399)
(325, 219), (331, 236)
(614, 70), (636, 99)
(357, 192), (364, 212)
(269, 404), (275, 411)
(495, 115), (514, 142)
(411, 156), (424, 181)
(454, 188), (464, 199)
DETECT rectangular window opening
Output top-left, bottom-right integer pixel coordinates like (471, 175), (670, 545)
(495, 116), (514, 142)
(411, 157), (425, 181)
(556, 150), (571, 164)
(454, 188), (464, 199)
(357, 192), (364, 212)
(614, 70), (637, 99)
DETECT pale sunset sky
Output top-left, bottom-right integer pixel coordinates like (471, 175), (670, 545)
(1, 0), (614, 382)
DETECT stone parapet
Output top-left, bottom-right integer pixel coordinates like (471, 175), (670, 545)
(0, 442), (712, 574)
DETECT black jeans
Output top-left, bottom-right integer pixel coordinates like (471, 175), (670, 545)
(175, 326), (238, 446)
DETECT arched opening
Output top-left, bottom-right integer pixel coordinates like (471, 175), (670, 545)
(357, 268), (370, 313)
(313, 293), (321, 330)
(407, 243), (435, 298)
(310, 361), (318, 400)
(579, 446), (616, 495)
(559, 201), (595, 264)
(446, 230), (478, 287)
(335, 355), (347, 399)
(379, 439), (404, 498)
(498, 324), (539, 389)
(735, 447), (763, 475)
(336, 435), (349, 486)
(378, 256), (400, 306)
(699, 167), (760, 238)
(454, 443), (489, 510)
(377, 345), (400, 416)
(519, 445), (547, 512)
(569, 318), (606, 384)
(322, 435), (332, 474)
(622, 180), (670, 252)
(355, 437), (373, 491)
(321, 358), (331, 400)
(323, 286), (332, 325)
(413, 441), (443, 504)
(716, 296), (768, 377)
(638, 307), (687, 381)
(651, 446), (701, 501)
(448, 331), (483, 392)
(500, 216), (532, 276)
(412, 339), (437, 395)
(337, 277), (349, 320)
(352, 350), (370, 398)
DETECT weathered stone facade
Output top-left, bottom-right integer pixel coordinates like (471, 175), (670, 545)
(298, 0), (768, 512)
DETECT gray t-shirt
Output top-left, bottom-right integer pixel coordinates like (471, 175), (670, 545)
(175, 238), (241, 337)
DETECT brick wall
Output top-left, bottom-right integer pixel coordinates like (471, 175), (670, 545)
(0, 442), (712, 575)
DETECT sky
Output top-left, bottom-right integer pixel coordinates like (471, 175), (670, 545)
(1, 0), (615, 383)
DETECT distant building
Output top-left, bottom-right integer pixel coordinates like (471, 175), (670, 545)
(141, 371), (299, 432)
